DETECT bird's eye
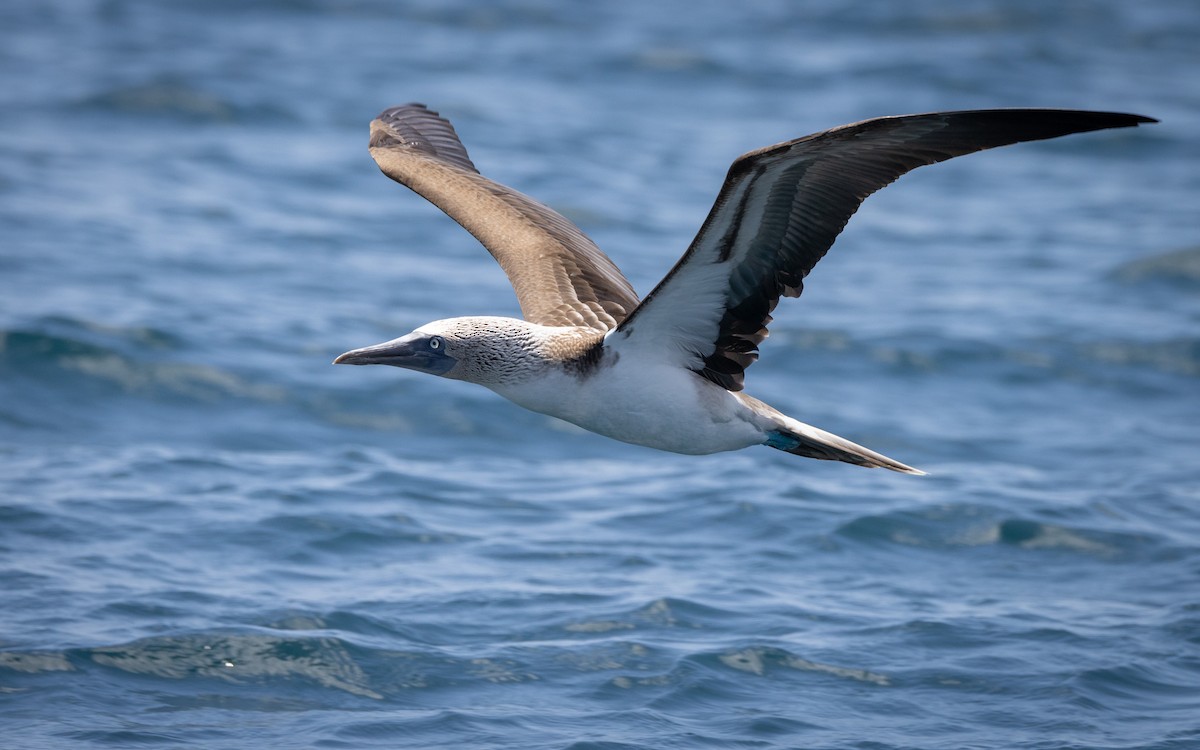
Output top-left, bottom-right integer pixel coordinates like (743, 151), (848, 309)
(429, 336), (443, 350)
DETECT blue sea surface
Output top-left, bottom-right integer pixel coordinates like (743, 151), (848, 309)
(2, 1), (1199, 748)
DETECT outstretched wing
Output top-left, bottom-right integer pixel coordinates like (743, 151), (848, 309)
(369, 104), (640, 331)
(610, 109), (1155, 390)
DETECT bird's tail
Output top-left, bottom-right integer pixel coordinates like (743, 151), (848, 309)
(765, 423), (925, 475)
(742, 394), (923, 474)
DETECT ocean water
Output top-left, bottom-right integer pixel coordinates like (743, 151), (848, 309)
(2, 1), (1199, 748)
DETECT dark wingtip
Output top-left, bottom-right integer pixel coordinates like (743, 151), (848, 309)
(377, 102), (429, 119)
(370, 102), (480, 174)
(1097, 111), (1157, 126)
(1051, 109), (1158, 130)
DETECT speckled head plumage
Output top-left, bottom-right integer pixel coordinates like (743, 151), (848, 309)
(336, 316), (602, 386)
(414, 317), (545, 384)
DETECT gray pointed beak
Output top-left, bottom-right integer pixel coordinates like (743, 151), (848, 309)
(334, 332), (455, 375)
(333, 335), (418, 366)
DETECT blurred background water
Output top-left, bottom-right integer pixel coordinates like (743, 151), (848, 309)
(2, 1), (1198, 748)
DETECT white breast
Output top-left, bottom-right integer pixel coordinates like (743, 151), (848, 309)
(489, 355), (769, 455)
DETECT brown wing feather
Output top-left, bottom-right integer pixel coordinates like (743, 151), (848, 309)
(369, 104), (639, 331)
(615, 108), (1156, 390)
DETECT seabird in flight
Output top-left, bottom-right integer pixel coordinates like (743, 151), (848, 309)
(335, 104), (1154, 473)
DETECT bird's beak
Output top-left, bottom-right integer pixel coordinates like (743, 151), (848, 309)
(333, 332), (456, 375)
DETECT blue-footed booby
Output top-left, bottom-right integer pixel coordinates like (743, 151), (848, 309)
(335, 104), (1154, 473)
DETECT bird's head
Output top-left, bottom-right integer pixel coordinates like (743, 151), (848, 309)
(333, 316), (547, 385)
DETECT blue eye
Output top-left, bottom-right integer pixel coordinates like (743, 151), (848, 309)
(428, 336), (444, 350)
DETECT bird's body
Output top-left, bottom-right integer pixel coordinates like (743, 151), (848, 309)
(336, 104), (1154, 473)
(362, 316), (771, 455)
(491, 332), (767, 456)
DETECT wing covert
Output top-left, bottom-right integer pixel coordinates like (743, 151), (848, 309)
(369, 104), (640, 331)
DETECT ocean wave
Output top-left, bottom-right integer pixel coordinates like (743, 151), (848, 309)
(837, 503), (1168, 559)
(1074, 337), (1200, 377)
(80, 80), (237, 121)
(1071, 660), (1200, 712)
(1, 320), (285, 404)
(715, 646), (890, 685)
(1110, 245), (1200, 288)
(244, 511), (477, 556)
(83, 632), (384, 699)
(774, 327), (1200, 381)
(1, 319), (178, 361)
